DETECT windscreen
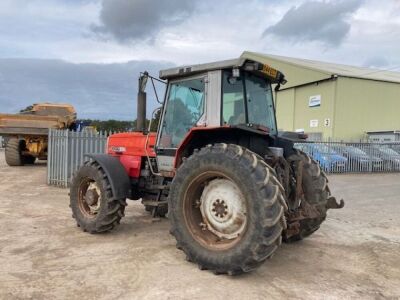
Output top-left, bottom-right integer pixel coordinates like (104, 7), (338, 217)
(159, 77), (205, 148)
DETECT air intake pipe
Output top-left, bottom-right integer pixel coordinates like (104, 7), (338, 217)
(136, 72), (148, 133)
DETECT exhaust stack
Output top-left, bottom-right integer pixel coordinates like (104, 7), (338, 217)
(136, 72), (148, 132)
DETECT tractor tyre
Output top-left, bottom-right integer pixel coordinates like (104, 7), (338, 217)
(168, 144), (287, 275)
(284, 150), (330, 242)
(5, 138), (24, 166)
(70, 160), (127, 233)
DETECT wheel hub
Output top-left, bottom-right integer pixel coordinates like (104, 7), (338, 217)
(200, 179), (247, 240)
(212, 199), (228, 218)
(85, 189), (99, 206)
(84, 182), (101, 214)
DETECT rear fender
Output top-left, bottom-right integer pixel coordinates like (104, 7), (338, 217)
(174, 127), (230, 168)
(85, 154), (131, 199)
(174, 126), (273, 168)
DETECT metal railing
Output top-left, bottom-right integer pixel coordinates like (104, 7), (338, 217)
(47, 130), (400, 188)
(47, 129), (109, 187)
(295, 141), (400, 174)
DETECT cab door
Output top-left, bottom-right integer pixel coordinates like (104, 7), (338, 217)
(156, 75), (206, 172)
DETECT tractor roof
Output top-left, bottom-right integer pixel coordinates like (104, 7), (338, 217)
(159, 52), (284, 84)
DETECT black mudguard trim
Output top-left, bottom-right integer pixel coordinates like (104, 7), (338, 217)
(85, 154), (131, 199)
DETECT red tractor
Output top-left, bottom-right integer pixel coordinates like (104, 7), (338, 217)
(70, 53), (344, 275)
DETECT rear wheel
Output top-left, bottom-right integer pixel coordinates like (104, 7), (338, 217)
(169, 144), (286, 275)
(5, 138), (37, 166)
(5, 138), (24, 166)
(70, 160), (127, 233)
(285, 150), (330, 242)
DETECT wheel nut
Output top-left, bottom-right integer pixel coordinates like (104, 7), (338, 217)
(199, 222), (207, 231)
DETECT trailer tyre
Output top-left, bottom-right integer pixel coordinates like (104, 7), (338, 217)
(169, 144), (287, 275)
(284, 150), (330, 242)
(70, 160), (127, 233)
(5, 138), (24, 166)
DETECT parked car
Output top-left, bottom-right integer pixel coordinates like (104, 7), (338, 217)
(296, 143), (347, 172)
(364, 145), (400, 171)
(331, 144), (383, 172)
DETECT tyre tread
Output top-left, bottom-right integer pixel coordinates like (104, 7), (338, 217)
(169, 143), (286, 275)
(5, 138), (23, 166)
(70, 161), (127, 233)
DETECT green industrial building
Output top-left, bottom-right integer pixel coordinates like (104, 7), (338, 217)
(244, 52), (400, 141)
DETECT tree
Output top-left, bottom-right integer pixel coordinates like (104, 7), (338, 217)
(150, 108), (162, 132)
(77, 119), (135, 132)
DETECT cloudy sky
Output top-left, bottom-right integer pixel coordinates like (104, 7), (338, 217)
(0, 0), (399, 119)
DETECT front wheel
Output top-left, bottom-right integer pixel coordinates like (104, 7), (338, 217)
(169, 144), (287, 275)
(70, 160), (127, 233)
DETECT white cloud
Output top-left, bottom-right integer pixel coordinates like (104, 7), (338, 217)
(92, 0), (195, 42)
(1, 0), (399, 68)
(0, 0), (400, 119)
(263, 0), (364, 45)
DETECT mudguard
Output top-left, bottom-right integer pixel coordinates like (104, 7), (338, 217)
(85, 154), (131, 199)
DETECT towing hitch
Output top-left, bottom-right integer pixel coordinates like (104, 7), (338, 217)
(326, 196), (345, 209)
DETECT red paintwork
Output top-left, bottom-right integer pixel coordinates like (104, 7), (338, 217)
(107, 132), (156, 157)
(107, 132), (157, 178)
(119, 155), (142, 177)
(106, 126), (232, 178)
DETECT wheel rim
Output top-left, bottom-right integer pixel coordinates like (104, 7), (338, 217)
(200, 179), (247, 239)
(183, 171), (248, 251)
(78, 178), (101, 218)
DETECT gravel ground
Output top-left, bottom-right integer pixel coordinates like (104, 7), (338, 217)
(0, 149), (399, 300)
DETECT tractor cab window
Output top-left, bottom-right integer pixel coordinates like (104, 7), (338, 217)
(222, 70), (277, 134)
(245, 73), (277, 134)
(222, 71), (246, 125)
(159, 78), (205, 148)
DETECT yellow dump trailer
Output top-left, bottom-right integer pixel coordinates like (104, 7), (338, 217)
(0, 103), (76, 166)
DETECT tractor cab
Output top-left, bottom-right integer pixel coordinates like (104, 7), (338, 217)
(153, 55), (286, 172)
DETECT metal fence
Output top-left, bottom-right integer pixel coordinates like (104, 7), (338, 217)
(47, 130), (400, 187)
(295, 141), (400, 174)
(47, 129), (108, 187)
